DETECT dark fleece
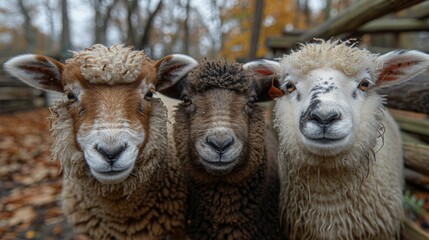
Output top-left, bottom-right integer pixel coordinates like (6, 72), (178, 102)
(173, 59), (281, 239)
(187, 58), (251, 95)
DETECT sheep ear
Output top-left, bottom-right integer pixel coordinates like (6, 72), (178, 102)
(4, 54), (64, 92)
(155, 54), (197, 99)
(376, 50), (429, 88)
(244, 59), (281, 101)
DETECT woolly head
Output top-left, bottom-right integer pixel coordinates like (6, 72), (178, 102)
(245, 39), (429, 167)
(4, 45), (197, 188)
(187, 58), (251, 95)
(67, 44), (148, 85)
(158, 56), (273, 182)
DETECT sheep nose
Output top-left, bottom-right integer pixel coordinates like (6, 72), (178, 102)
(95, 144), (127, 165)
(309, 110), (341, 127)
(206, 135), (234, 153)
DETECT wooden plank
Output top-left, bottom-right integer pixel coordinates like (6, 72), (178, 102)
(298, 0), (424, 41)
(265, 36), (300, 50)
(266, 18), (429, 50)
(357, 18), (429, 33)
(402, 218), (429, 240)
(392, 114), (429, 137)
(404, 142), (429, 176)
(403, 1), (429, 19)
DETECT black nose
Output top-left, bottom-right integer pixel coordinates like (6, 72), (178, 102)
(95, 144), (127, 165)
(309, 110), (341, 127)
(206, 135), (234, 153)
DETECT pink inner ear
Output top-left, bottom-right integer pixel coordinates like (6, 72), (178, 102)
(377, 61), (415, 83)
(255, 68), (274, 76)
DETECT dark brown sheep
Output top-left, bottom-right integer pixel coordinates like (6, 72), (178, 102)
(159, 56), (281, 240)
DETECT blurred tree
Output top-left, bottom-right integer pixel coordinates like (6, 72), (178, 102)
(92, 0), (120, 44)
(137, 0), (163, 51)
(249, 0), (263, 60)
(183, 0), (190, 54)
(220, 0), (298, 60)
(17, 0), (35, 52)
(125, 0), (139, 45)
(60, 0), (72, 58)
(324, 0), (332, 20)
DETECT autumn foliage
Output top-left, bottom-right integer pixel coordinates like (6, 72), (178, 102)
(0, 109), (86, 240)
(220, 0), (305, 60)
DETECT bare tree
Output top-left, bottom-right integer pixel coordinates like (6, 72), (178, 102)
(60, 0), (72, 56)
(125, 0), (139, 45)
(183, 0), (191, 54)
(137, 0), (163, 51)
(248, 0), (263, 60)
(324, 0), (332, 20)
(303, 0), (310, 26)
(17, 0), (35, 52)
(92, 0), (120, 44)
(45, 0), (56, 48)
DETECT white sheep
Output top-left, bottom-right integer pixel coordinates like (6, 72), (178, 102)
(4, 44), (197, 239)
(245, 39), (429, 239)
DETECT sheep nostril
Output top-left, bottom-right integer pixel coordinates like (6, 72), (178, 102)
(325, 112), (341, 124)
(309, 112), (323, 123)
(309, 110), (341, 126)
(95, 144), (127, 164)
(206, 135), (234, 153)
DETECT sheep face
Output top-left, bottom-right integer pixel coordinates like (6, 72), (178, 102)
(245, 40), (429, 166)
(182, 88), (251, 175)
(159, 56), (272, 179)
(182, 60), (258, 176)
(4, 45), (193, 186)
(59, 73), (150, 184)
(278, 67), (376, 157)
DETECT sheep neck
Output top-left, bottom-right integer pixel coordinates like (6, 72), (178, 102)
(174, 104), (281, 238)
(186, 162), (280, 239)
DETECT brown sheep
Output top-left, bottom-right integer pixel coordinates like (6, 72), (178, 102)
(158, 56), (282, 240)
(4, 45), (198, 239)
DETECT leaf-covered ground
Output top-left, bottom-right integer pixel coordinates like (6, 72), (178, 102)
(0, 108), (86, 240)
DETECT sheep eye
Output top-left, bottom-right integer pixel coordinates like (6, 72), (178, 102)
(144, 90), (154, 101)
(358, 79), (370, 91)
(66, 92), (77, 101)
(284, 81), (296, 93)
(182, 95), (192, 105)
(247, 96), (256, 106)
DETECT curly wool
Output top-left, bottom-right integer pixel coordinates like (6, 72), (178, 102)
(173, 59), (281, 239)
(174, 105), (281, 240)
(280, 39), (379, 79)
(187, 58), (251, 94)
(50, 98), (187, 239)
(67, 44), (148, 85)
(274, 40), (403, 239)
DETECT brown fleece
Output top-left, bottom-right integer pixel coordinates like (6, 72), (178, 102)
(52, 98), (187, 240)
(173, 59), (281, 239)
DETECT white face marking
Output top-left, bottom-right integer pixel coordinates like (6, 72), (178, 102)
(77, 119), (144, 184)
(74, 87), (145, 184)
